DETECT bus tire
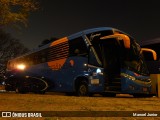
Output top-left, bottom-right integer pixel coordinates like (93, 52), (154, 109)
(5, 85), (14, 91)
(77, 81), (88, 96)
(15, 86), (26, 94)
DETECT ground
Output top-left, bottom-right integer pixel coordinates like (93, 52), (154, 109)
(0, 91), (160, 120)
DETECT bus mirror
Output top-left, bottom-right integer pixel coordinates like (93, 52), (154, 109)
(141, 48), (157, 61)
(100, 34), (130, 49)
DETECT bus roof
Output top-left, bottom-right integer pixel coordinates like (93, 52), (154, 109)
(9, 27), (131, 61)
(68, 27), (128, 39)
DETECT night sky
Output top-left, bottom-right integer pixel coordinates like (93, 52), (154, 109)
(5, 0), (160, 49)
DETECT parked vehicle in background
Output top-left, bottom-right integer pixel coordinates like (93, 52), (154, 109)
(141, 39), (160, 97)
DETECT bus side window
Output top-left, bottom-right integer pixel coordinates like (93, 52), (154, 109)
(41, 57), (47, 63)
(74, 49), (80, 55)
(39, 50), (47, 63)
(69, 37), (88, 57)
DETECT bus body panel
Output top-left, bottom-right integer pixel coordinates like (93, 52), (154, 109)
(121, 69), (151, 94)
(12, 56), (105, 93)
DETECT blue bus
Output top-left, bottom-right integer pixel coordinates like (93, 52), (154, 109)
(5, 27), (151, 97)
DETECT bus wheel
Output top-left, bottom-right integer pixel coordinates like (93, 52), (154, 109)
(15, 87), (19, 93)
(77, 82), (88, 96)
(15, 86), (26, 94)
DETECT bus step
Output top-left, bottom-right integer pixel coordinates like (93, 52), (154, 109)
(105, 86), (121, 91)
(104, 91), (121, 94)
(109, 82), (121, 86)
(109, 78), (121, 86)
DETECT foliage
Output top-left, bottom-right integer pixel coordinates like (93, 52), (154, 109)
(0, 0), (38, 27)
(0, 29), (29, 73)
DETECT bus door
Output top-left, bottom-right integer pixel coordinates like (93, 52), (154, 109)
(86, 33), (129, 92)
(100, 38), (125, 91)
(99, 34), (131, 92)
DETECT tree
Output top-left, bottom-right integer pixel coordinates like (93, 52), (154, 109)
(0, 29), (29, 73)
(0, 0), (38, 27)
(0, 0), (38, 83)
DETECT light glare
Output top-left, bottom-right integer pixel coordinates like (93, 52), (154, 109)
(96, 68), (101, 73)
(17, 64), (26, 70)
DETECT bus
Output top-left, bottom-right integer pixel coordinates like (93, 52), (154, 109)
(140, 39), (160, 74)
(140, 39), (160, 97)
(140, 48), (158, 96)
(5, 27), (152, 97)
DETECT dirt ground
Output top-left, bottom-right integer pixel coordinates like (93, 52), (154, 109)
(0, 91), (160, 120)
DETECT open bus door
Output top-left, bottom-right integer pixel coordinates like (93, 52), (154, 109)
(141, 48), (160, 97)
(100, 34), (131, 93)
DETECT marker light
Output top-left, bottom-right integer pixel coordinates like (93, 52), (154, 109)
(16, 64), (26, 70)
(96, 68), (101, 73)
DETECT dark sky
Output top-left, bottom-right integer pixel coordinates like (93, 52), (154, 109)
(5, 0), (160, 49)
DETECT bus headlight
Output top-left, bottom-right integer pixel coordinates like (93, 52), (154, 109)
(128, 75), (136, 81)
(121, 73), (136, 81)
(96, 68), (101, 73)
(16, 64), (26, 70)
(95, 68), (103, 75)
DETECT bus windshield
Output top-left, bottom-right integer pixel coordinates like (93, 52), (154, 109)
(87, 31), (149, 76)
(123, 40), (149, 75)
